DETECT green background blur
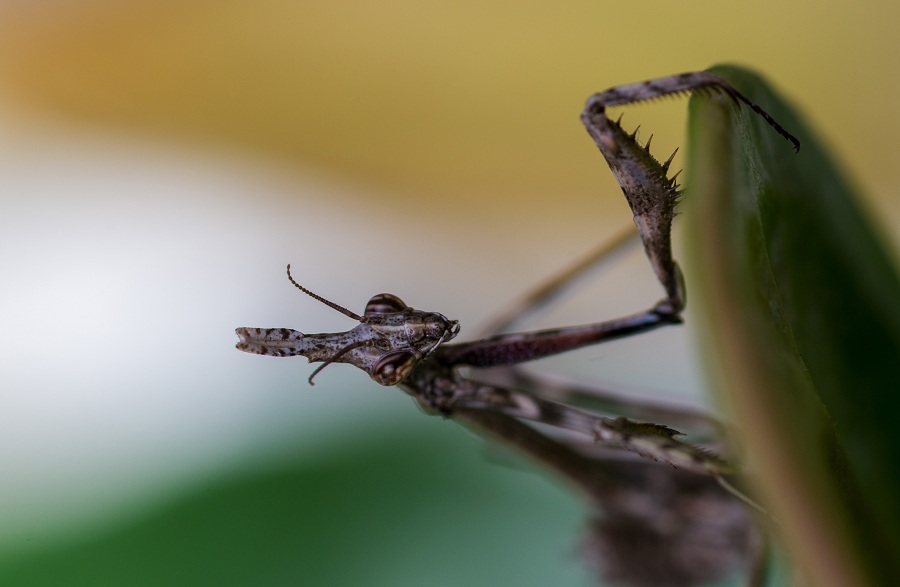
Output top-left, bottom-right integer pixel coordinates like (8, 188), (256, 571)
(0, 1), (896, 585)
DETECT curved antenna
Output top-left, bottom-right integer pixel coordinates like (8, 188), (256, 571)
(306, 339), (371, 385)
(286, 264), (366, 322)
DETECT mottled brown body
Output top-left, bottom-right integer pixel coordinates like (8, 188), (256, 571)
(237, 274), (459, 386)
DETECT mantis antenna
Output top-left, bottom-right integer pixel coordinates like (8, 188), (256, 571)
(286, 264), (366, 322)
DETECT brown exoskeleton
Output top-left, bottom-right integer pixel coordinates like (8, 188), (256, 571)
(236, 71), (798, 587)
(237, 265), (459, 386)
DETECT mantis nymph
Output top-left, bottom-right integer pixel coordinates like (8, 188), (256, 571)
(237, 69), (810, 586)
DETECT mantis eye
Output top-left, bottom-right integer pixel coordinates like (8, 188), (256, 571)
(365, 293), (408, 317)
(371, 350), (417, 386)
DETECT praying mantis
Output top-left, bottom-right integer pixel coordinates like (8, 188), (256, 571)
(237, 66), (900, 586)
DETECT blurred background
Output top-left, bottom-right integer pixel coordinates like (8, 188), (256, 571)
(0, 1), (896, 585)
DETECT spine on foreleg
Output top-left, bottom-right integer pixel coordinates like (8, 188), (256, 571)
(235, 327), (307, 357)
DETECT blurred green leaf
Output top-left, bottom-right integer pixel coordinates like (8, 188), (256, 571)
(686, 64), (900, 586)
(0, 420), (589, 586)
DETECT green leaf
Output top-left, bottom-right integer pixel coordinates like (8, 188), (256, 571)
(685, 64), (900, 586)
(0, 420), (589, 587)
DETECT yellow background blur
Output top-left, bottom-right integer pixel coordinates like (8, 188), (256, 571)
(0, 1), (896, 585)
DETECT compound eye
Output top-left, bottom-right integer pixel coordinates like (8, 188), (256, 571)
(371, 350), (417, 386)
(365, 293), (408, 317)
